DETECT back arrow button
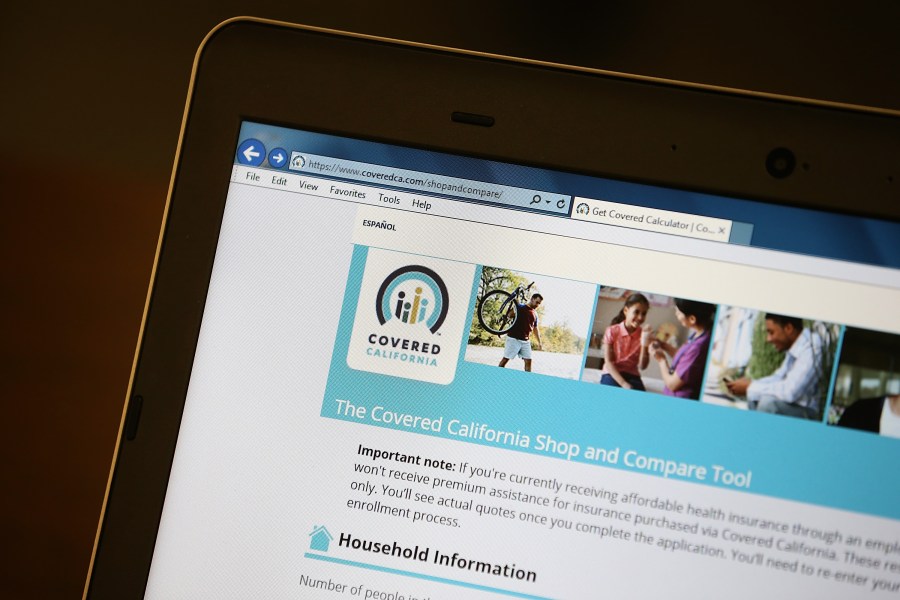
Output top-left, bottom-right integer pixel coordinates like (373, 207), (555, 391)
(237, 138), (266, 166)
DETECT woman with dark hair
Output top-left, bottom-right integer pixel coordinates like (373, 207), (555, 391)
(651, 299), (717, 400)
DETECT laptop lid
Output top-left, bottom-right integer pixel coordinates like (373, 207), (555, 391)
(86, 18), (900, 599)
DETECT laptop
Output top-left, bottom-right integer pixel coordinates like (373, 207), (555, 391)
(85, 17), (900, 599)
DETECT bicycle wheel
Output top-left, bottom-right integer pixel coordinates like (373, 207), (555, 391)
(478, 290), (519, 335)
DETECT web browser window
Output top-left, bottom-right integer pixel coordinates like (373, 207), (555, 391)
(144, 121), (900, 599)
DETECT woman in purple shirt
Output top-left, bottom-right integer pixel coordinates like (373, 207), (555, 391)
(652, 299), (717, 400)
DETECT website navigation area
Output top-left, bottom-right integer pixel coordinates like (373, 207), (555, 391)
(142, 121), (900, 600)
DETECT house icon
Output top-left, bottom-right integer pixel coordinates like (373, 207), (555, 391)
(309, 525), (334, 552)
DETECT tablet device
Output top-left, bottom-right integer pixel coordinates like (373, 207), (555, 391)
(85, 17), (900, 599)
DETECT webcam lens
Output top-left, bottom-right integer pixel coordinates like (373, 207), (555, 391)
(765, 147), (797, 179)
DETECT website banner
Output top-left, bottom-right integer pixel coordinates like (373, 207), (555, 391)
(304, 241), (900, 597)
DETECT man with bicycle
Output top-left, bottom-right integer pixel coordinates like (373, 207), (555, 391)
(498, 293), (544, 372)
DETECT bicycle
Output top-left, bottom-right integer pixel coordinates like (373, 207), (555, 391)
(477, 281), (535, 335)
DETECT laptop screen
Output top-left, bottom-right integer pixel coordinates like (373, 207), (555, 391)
(143, 120), (900, 598)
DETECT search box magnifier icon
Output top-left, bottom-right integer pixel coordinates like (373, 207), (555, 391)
(531, 195), (542, 205)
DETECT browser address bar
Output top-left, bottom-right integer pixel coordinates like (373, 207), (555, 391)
(287, 151), (571, 215)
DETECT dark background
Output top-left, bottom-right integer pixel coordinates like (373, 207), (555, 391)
(3, 3), (898, 598)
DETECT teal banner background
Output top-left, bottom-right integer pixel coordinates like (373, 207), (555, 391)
(323, 245), (900, 520)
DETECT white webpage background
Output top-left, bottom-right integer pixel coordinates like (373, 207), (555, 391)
(144, 184), (356, 597)
(232, 165), (900, 291)
(144, 183), (898, 599)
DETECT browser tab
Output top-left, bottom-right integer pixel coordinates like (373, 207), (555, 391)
(572, 197), (745, 243)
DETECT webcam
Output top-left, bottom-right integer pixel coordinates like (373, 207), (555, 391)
(765, 147), (797, 179)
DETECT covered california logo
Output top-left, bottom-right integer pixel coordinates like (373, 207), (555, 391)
(347, 248), (474, 384)
(376, 266), (449, 334)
